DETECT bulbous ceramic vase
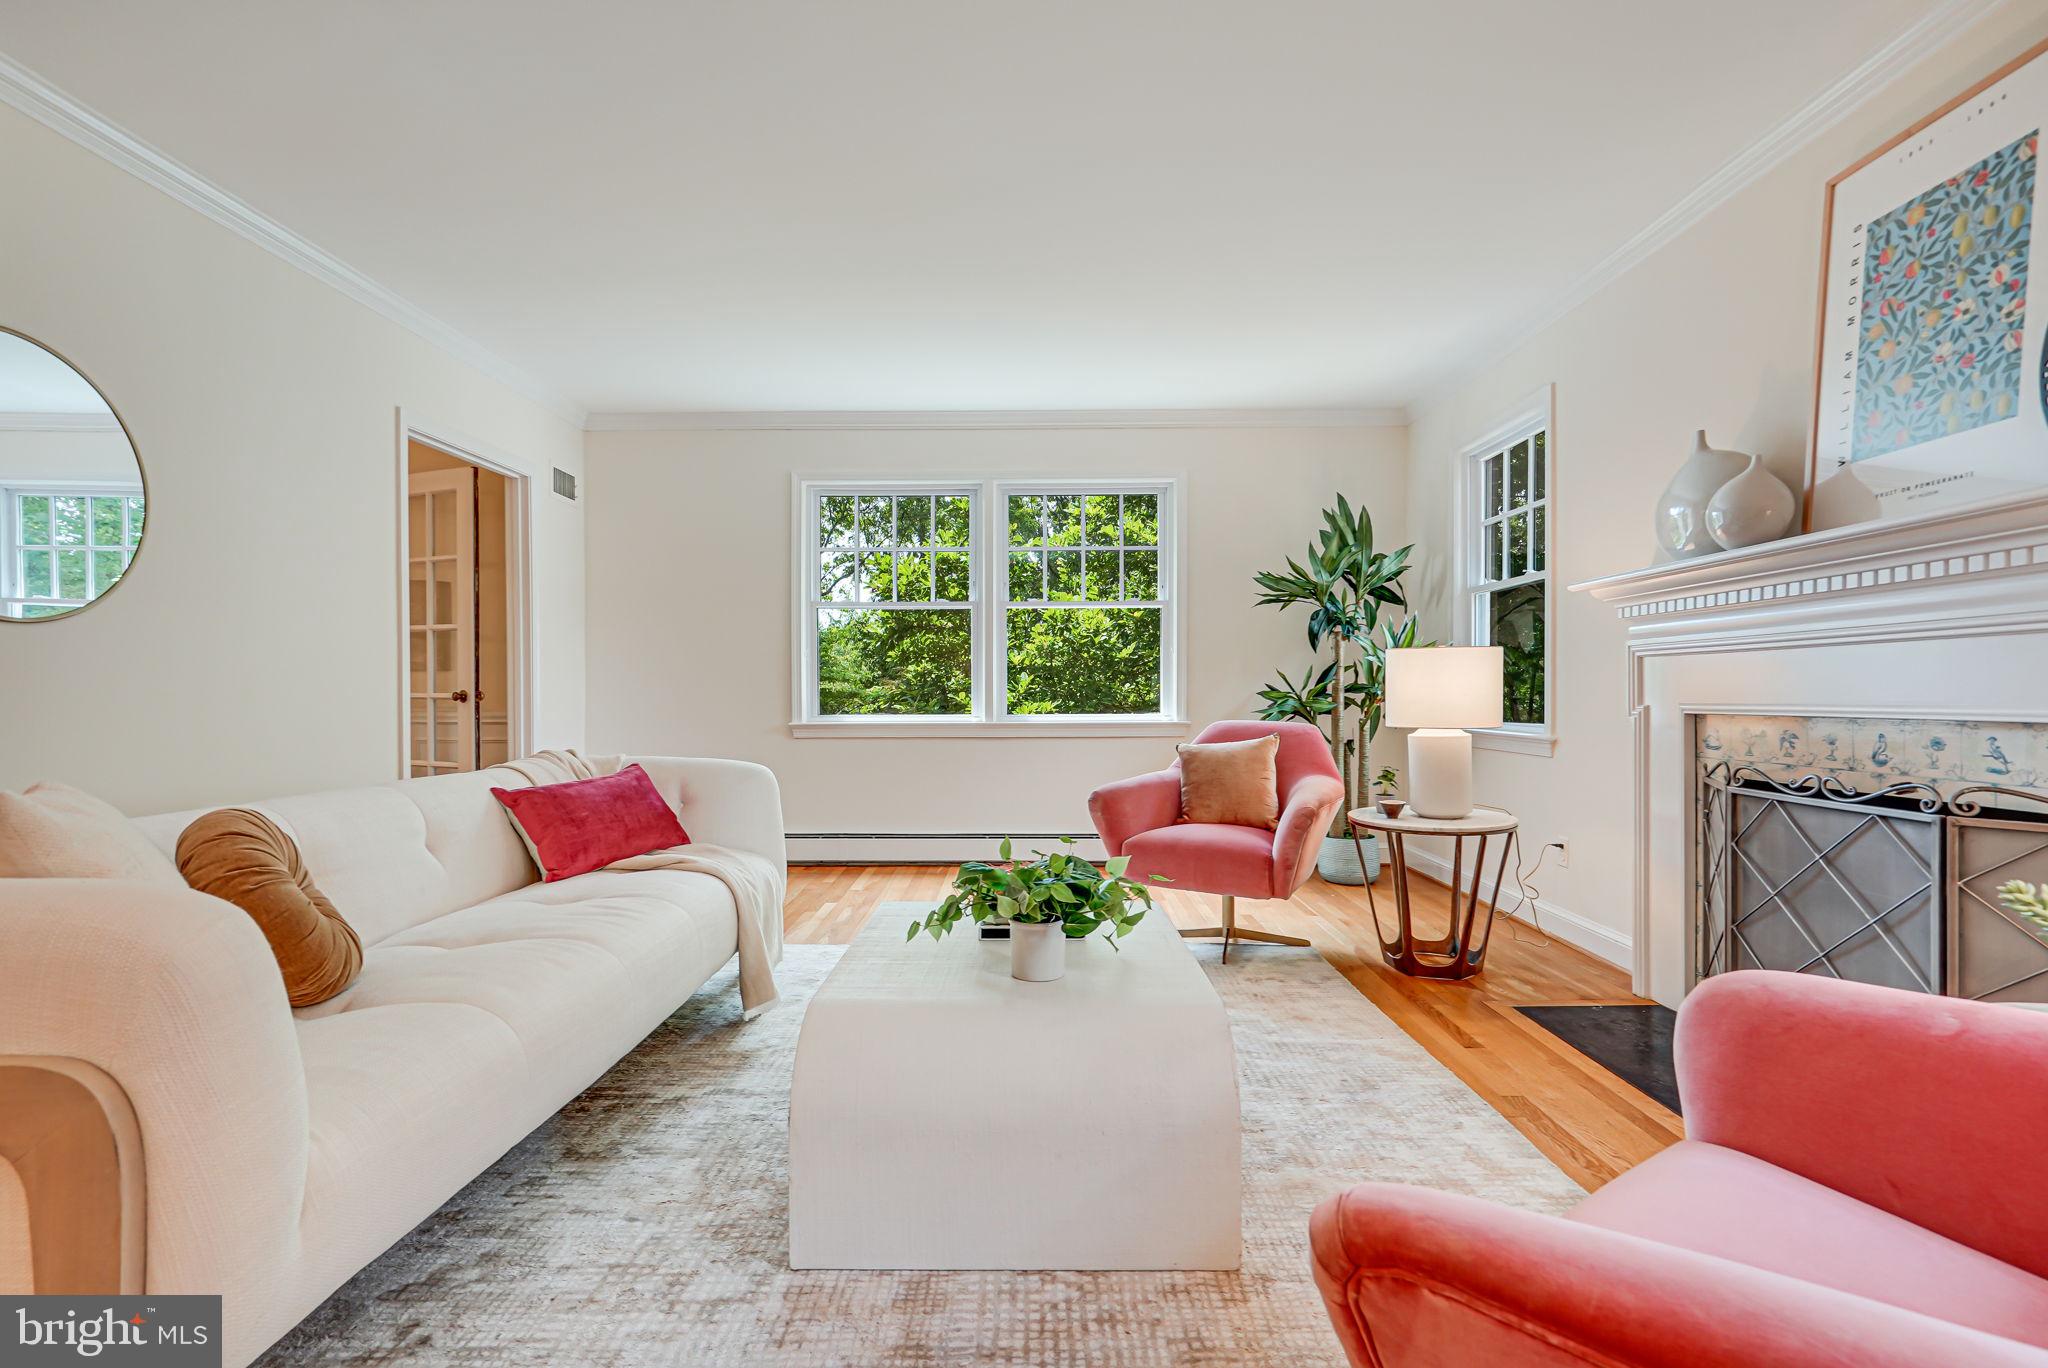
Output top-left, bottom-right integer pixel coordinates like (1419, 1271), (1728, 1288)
(1655, 430), (1748, 560)
(1706, 452), (1796, 550)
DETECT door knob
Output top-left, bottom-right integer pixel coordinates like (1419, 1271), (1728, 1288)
(450, 689), (471, 703)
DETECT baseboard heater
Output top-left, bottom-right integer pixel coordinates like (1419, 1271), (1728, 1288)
(788, 832), (1106, 865)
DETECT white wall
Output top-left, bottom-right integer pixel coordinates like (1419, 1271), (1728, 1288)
(0, 105), (586, 813)
(585, 424), (1407, 835)
(1401, 6), (2048, 962)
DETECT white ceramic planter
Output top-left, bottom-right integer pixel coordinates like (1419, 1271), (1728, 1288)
(1010, 922), (1067, 982)
(1317, 832), (1380, 885)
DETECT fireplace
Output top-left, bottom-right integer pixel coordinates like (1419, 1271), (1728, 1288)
(1574, 490), (2048, 1006)
(1696, 733), (2048, 1002)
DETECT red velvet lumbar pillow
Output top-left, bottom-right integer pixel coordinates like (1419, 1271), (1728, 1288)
(491, 764), (689, 882)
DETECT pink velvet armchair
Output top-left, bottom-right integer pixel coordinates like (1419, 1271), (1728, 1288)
(1088, 720), (1343, 960)
(1310, 970), (2048, 1367)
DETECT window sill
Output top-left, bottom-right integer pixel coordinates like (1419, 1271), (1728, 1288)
(1471, 727), (1555, 757)
(789, 717), (1192, 739)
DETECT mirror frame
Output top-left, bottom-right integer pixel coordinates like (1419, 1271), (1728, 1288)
(0, 325), (148, 625)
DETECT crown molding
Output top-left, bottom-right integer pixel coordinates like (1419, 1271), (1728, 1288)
(1411, 0), (2013, 412)
(0, 51), (588, 428)
(584, 406), (1410, 432)
(12, 0), (2001, 441)
(0, 410), (120, 432)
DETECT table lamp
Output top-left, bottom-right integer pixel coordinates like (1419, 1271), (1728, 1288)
(1384, 646), (1504, 819)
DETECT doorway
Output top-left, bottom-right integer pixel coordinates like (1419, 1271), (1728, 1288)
(405, 438), (515, 775)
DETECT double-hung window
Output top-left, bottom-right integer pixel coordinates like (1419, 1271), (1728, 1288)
(812, 487), (977, 716)
(1463, 390), (1554, 748)
(2, 486), (144, 619)
(1003, 488), (1165, 716)
(795, 478), (1180, 733)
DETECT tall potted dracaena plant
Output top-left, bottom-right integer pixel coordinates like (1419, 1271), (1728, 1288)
(1252, 495), (1425, 885)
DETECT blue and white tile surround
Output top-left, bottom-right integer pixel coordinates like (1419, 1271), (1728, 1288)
(1696, 714), (2048, 797)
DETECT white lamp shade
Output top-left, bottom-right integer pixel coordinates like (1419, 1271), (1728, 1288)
(1384, 646), (1504, 730)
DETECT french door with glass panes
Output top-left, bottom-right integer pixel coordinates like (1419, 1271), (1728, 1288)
(407, 467), (478, 776)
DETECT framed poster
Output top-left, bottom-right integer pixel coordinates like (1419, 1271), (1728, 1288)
(1807, 38), (2048, 532)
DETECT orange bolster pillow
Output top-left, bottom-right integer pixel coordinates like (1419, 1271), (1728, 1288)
(177, 808), (362, 1007)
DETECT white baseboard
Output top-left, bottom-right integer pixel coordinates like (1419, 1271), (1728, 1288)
(789, 832), (1106, 865)
(1400, 846), (1632, 970)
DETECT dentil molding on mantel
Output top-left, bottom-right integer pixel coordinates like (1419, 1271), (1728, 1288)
(1569, 488), (2048, 624)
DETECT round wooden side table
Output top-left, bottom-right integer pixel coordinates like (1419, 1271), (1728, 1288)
(1348, 805), (1519, 980)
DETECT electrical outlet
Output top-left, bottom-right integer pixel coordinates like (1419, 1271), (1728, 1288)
(1551, 839), (1569, 868)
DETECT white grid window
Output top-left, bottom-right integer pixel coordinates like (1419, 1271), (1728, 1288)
(1467, 422), (1550, 730)
(1003, 490), (1165, 716)
(811, 488), (977, 716)
(3, 486), (143, 620)
(795, 478), (1179, 731)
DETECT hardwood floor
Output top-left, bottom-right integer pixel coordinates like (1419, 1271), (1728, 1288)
(785, 864), (1683, 1191)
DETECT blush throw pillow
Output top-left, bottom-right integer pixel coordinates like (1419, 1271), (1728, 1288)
(491, 764), (689, 882)
(177, 808), (363, 1007)
(0, 782), (184, 885)
(1177, 732), (1282, 829)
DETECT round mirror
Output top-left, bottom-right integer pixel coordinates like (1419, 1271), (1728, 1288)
(0, 328), (144, 621)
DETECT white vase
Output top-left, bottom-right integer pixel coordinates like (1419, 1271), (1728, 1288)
(1706, 452), (1796, 550)
(1010, 922), (1066, 981)
(1655, 430), (1749, 560)
(1316, 833), (1380, 885)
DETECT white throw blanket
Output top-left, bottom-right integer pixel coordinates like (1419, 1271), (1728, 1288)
(503, 749), (784, 1018)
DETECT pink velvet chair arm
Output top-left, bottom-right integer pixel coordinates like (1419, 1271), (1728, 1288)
(1087, 768), (1181, 856)
(1677, 970), (2048, 1279)
(1272, 773), (1343, 897)
(1310, 1183), (2047, 1368)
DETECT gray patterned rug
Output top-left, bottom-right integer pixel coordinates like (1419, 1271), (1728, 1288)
(264, 907), (1582, 1366)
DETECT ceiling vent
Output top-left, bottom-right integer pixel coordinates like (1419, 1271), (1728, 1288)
(552, 467), (577, 501)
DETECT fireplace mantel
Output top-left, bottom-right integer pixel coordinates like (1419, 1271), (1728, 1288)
(1567, 492), (2048, 1006)
(1570, 489), (2048, 645)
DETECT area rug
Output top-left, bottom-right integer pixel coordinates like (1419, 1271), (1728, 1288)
(263, 906), (1584, 1366)
(1518, 1003), (1682, 1114)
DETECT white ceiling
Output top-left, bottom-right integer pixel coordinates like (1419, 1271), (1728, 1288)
(0, 1), (1958, 416)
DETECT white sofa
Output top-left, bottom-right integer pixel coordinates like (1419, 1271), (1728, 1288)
(0, 755), (784, 1367)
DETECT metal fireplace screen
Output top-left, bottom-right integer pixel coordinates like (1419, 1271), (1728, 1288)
(1701, 764), (2048, 1002)
(1948, 815), (2048, 1002)
(1700, 772), (1942, 993)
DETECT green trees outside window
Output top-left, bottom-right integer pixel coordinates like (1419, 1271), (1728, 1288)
(1470, 428), (1548, 728)
(807, 485), (1172, 720)
(815, 491), (973, 715)
(7, 488), (143, 619)
(1004, 492), (1160, 716)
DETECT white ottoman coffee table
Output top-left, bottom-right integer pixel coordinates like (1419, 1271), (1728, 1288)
(789, 907), (1241, 1270)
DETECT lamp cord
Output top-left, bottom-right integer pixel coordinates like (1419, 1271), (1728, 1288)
(1492, 838), (1559, 948)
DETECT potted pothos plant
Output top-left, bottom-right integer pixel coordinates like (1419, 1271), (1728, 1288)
(1253, 494), (1426, 885)
(906, 837), (1163, 981)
